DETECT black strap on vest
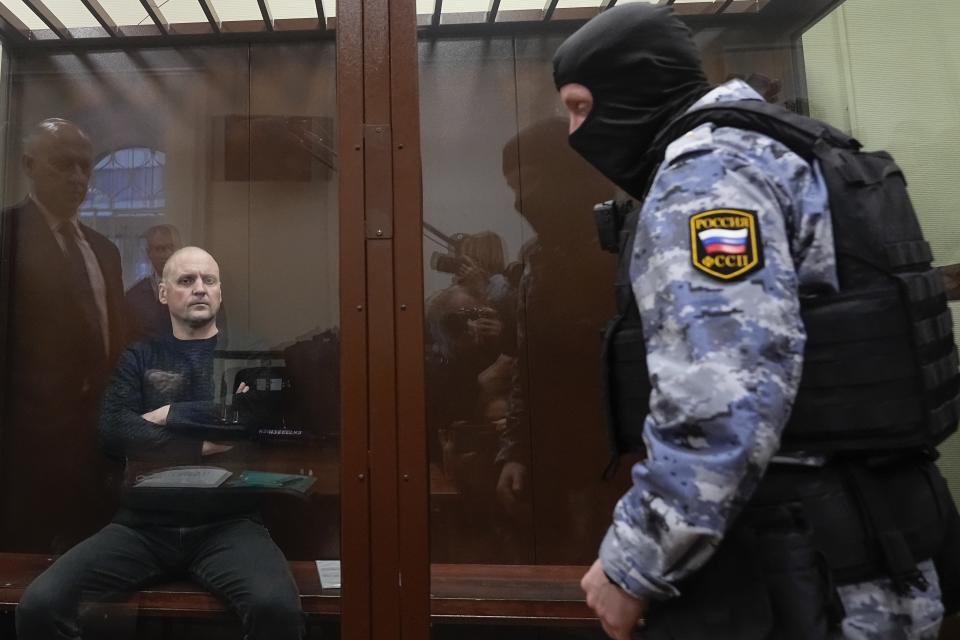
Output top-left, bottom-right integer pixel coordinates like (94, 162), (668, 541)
(844, 464), (929, 594)
(651, 99), (859, 164)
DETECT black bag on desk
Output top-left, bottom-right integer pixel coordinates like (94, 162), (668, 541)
(283, 329), (340, 439)
(233, 366), (306, 442)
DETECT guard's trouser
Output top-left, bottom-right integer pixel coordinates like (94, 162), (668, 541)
(641, 456), (959, 640)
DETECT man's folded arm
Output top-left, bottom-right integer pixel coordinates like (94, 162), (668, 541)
(98, 349), (202, 460)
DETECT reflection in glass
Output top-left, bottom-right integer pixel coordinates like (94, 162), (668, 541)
(420, 27), (812, 573)
(81, 147), (166, 215)
(0, 40), (340, 637)
(426, 228), (530, 562)
(1, 118), (123, 553)
(420, 37), (624, 568)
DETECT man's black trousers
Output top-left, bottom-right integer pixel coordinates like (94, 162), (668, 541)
(15, 516), (305, 639)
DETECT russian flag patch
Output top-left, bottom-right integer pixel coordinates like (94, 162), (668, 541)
(689, 209), (763, 281)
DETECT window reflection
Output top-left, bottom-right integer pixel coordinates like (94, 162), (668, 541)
(81, 147), (166, 216)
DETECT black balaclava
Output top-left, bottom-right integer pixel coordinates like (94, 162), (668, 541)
(553, 4), (711, 199)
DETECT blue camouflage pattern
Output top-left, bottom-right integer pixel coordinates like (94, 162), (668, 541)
(599, 79), (833, 598)
(834, 560), (944, 639)
(598, 80), (945, 638)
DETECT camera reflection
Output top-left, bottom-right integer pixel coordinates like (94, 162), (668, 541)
(426, 230), (530, 563)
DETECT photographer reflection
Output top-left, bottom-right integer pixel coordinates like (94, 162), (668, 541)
(431, 230), (518, 308)
(16, 247), (305, 640)
(426, 232), (529, 562)
(0, 119), (127, 552)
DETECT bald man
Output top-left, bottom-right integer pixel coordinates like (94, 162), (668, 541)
(125, 224), (231, 342)
(16, 247), (305, 640)
(0, 118), (126, 552)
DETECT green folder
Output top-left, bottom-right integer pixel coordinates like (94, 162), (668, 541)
(227, 470), (316, 494)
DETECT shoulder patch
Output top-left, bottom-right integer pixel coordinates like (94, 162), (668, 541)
(689, 209), (763, 281)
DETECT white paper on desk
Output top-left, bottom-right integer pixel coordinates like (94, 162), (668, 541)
(315, 560), (341, 589)
(134, 466), (231, 488)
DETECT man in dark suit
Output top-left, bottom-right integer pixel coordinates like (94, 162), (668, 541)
(0, 118), (126, 552)
(125, 223), (181, 340)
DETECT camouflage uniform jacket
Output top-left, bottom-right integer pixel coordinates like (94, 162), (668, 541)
(601, 80), (943, 638)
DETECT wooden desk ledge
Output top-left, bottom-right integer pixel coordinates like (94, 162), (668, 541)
(6, 556), (954, 636)
(0, 554), (593, 625)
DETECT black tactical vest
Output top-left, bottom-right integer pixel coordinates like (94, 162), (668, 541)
(602, 99), (960, 459)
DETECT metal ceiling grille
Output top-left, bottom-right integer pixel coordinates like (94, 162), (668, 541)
(0, 0), (332, 41)
(419, 0), (766, 27)
(0, 0), (765, 45)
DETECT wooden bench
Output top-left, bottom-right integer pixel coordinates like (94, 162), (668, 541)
(431, 564), (592, 625)
(8, 556), (954, 637)
(0, 554), (338, 619)
(0, 554), (592, 626)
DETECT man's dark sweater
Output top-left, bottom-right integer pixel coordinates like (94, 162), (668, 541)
(99, 333), (259, 526)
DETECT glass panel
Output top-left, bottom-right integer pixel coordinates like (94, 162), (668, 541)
(320, 0), (335, 18)
(419, 0), (953, 633)
(0, 39), (340, 638)
(212, 0), (263, 23)
(802, 0), (960, 508)
(420, 34), (624, 570)
(0, 0), (46, 30)
(420, 38), (532, 566)
(417, 0), (436, 16)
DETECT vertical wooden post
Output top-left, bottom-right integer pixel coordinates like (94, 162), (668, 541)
(337, 1), (372, 639)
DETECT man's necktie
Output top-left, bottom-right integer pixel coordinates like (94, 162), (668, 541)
(57, 221), (106, 359)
